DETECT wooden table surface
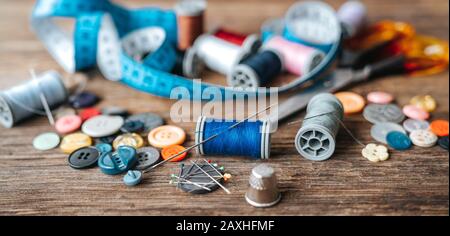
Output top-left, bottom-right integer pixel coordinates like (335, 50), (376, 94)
(0, 0), (448, 216)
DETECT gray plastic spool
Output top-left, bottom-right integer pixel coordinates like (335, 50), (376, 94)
(295, 93), (344, 161)
(0, 71), (68, 128)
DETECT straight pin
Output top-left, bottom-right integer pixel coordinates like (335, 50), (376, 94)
(191, 161), (231, 194)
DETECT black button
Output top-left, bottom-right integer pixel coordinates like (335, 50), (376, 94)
(69, 92), (100, 109)
(120, 120), (144, 133)
(438, 136), (449, 151)
(68, 146), (100, 169)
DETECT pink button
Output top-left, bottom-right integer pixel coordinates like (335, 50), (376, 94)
(55, 115), (82, 134)
(367, 91), (394, 104)
(403, 105), (430, 121)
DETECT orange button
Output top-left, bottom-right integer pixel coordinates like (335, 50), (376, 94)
(161, 145), (187, 162)
(335, 92), (366, 114)
(148, 125), (186, 148)
(430, 120), (449, 137)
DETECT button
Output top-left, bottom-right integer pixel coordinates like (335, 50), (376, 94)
(81, 115), (124, 138)
(112, 133), (144, 150)
(438, 136), (449, 151)
(409, 130), (438, 148)
(98, 153), (117, 175)
(123, 170), (143, 186)
(98, 146), (137, 175)
(120, 120), (144, 133)
(402, 119), (429, 133)
(367, 91), (394, 105)
(161, 145), (188, 162)
(363, 104), (405, 124)
(60, 133), (92, 154)
(410, 95), (437, 112)
(370, 122), (406, 144)
(430, 120), (449, 137)
(96, 134), (119, 145)
(68, 146), (100, 169)
(69, 92), (100, 109)
(101, 106), (129, 117)
(79, 107), (101, 121)
(55, 115), (82, 134)
(134, 147), (160, 170)
(402, 105), (429, 121)
(33, 132), (60, 151)
(95, 143), (113, 154)
(334, 91), (365, 114)
(362, 143), (389, 162)
(386, 131), (412, 150)
(55, 107), (77, 120)
(148, 125), (186, 148)
(126, 112), (164, 134)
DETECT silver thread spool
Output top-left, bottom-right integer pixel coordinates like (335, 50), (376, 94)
(245, 164), (281, 208)
(193, 34), (253, 75)
(294, 93), (344, 161)
(0, 71), (68, 128)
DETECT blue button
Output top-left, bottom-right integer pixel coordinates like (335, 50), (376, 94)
(387, 131), (412, 151)
(95, 143), (113, 154)
(98, 145), (137, 175)
(123, 170), (143, 186)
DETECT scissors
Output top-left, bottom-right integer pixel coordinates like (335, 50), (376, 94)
(273, 21), (449, 123)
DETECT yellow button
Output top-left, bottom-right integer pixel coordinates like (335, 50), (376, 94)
(112, 133), (144, 150)
(60, 133), (92, 154)
(410, 95), (437, 112)
(148, 125), (186, 148)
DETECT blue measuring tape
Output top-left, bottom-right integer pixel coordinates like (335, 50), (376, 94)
(31, 0), (342, 101)
(262, 1), (342, 53)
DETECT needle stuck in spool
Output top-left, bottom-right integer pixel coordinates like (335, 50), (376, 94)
(30, 69), (55, 126)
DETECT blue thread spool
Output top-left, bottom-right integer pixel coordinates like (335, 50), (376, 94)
(228, 49), (283, 89)
(195, 116), (271, 159)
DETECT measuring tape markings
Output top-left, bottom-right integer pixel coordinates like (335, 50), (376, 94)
(31, 0), (342, 101)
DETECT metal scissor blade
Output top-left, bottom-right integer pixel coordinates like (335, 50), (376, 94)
(271, 69), (357, 123)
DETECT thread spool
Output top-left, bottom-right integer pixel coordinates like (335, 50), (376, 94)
(0, 71), (68, 128)
(295, 93), (344, 161)
(337, 1), (368, 38)
(228, 49), (283, 89)
(193, 34), (256, 75)
(195, 116), (271, 160)
(212, 28), (261, 53)
(175, 0), (206, 51)
(172, 49), (205, 78)
(260, 18), (285, 42)
(264, 35), (325, 76)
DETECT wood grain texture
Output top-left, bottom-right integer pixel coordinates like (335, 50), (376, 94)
(0, 0), (448, 216)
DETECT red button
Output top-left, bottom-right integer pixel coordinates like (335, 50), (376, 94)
(79, 108), (101, 122)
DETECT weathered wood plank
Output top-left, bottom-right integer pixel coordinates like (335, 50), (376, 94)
(0, 0), (448, 216)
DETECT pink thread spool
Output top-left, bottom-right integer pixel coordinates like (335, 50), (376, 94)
(264, 36), (325, 76)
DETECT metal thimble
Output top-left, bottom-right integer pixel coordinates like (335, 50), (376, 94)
(245, 164), (281, 208)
